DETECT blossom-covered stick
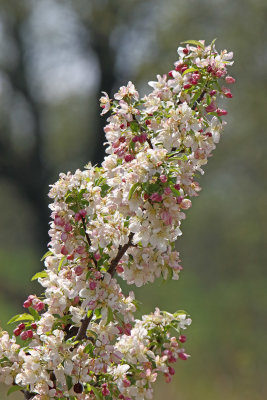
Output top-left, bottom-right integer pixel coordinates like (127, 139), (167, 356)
(0, 39), (234, 400)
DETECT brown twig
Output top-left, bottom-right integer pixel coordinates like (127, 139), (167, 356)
(74, 232), (134, 343)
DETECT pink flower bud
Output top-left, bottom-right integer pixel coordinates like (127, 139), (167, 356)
(139, 133), (147, 143)
(102, 384), (110, 396)
(216, 108), (228, 116)
(61, 232), (68, 242)
(73, 296), (80, 305)
(225, 75), (235, 84)
(79, 209), (87, 218)
(74, 213), (81, 222)
(205, 101), (217, 113)
(124, 154), (135, 162)
(183, 83), (192, 90)
(132, 135), (139, 143)
(174, 183), (180, 190)
(18, 323), (25, 330)
(74, 266), (84, 276)
(88, 300), (96, 310)
(64, 223), (72, 232)
(164, 187), (172, 195)
(20, 331), (29, 341)
(26, 330), (33, 339)
(34, 301), (45, 312)
(178, 352), (189, 360)
(123, 379), (131, 387)
(168, 71), (173, 78)
(168, 366), (175, 376)
(31, 323), (37, 330)
(145, 119), (151, 126)
(13, 328), (21, 336)
(160, 175), (167, 183)
(61, 246), (68, 256)
(179, 335), (187, 343)
(54, 216), (64, 226)
(89, 281), (97, 290)
(76, 246), (85, 255)
(164, 373), (172, 383)
(94, 252), (101, 261)
(150, 193), (163, 202)
(124, 323), (132, 336)
(183, 48), (189, 55)
(209, 90), (217, 96)
(23, 300), (31, 308)
(116, 264), (124, 273)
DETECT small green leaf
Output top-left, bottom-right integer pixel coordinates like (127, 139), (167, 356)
(41, 250), (53, 261)
(210, 38), (217, 50)
(91, 387), (103, 400)
(87, 329), (98, 339)
(94, 308), (102, 320)
(66, 375), (73, 390)
(100, 183), (110, 198)
(7, 314), (34, 325)
(182, 67), (199, 75)
(84, 342), (94, 356)
(128, 182), (141, 200)
(58, 256), (66, 272)
(171, 186), (180, 197)
(106, 307), (114, 325)
(28, 307), (41, 321)
(181, 40), (205, 50)
(7, 386), (23, 396)
(130, 121), (139, 133)
(31, 271), (48, 281)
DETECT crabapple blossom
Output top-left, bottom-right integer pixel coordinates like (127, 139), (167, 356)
(0, 40), (234, 400)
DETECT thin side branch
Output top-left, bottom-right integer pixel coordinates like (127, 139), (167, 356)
(74, 232), (134, 343)
(108, 232), (134, 276)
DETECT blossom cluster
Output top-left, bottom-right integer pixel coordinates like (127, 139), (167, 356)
(0, 40), (234, 400)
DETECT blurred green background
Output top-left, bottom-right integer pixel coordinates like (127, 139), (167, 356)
(0, 0), (266, 399)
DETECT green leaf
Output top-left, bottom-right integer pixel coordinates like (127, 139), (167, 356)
(31, 271), (48, 281)
(100, 183), (110, 198)
(84, 342), (94, 356)
(181, 40), (205, 49)
(128, 182), (141, 200)
(130, 121), (139, 133)
(87, 329), (98, 339)
(7, 314), (34, 325)
(87, 309), (93, 318)
(210, 38), (217, 50)
(7, 386), (23, 396)
(94, 308), (102, 320)
(66, 375), (73, 390)
(28, 307), (41, 321)
(41, 250), (53, 261)
(171, 186), (180, 197)
(182, 67), (199, 75)
(106, 307), (114, 325)
(58, 256), (66, 272)
(91, 387), (103, 400)
(190, 89), (203, 107)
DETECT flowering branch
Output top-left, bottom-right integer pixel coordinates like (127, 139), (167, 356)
(0, 39), (234, 400)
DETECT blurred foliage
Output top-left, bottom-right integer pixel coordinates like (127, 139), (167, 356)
(0, 0), (266, 399)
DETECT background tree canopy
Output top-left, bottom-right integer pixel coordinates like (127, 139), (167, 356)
(0, 0), (266, 399)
